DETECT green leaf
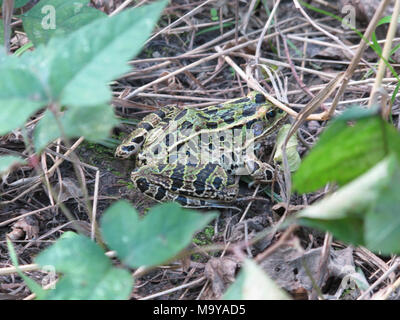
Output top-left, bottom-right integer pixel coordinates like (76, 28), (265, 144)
(34, 104), (119, 151)
(47, 0), (167, 107)
(0, 19), (3, 43)
(296, 155), (400, 254)
(371, 15), (400, 60)
(364, 158), (400, 253)
(0, 67), (48, 135)
(274, 124), (301, 172)
(101, 201), (218, 268)
(293, 107), (400, 193)
(14, 42), (33, 56)
(210, 8), (218, 21)
(21, 0), (106, 46)
(0, 0), (30, 8)
(223, 259), (291, 300)
(35, 232), (133, 299)
(0, 155), (26, 174)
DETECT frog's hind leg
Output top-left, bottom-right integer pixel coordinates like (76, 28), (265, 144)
(242, 156), (275, 182)
(131, 162), (239, 208)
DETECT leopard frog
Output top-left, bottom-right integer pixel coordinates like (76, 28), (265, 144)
(115, 92), (288, 208)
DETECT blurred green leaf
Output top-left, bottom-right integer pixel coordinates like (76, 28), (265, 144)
(297, 155), (400, 254)
(0, 19), (3, 43)
(371, 15), (400, 61)
(101, 201), (217, 268)
(35, 232), (133, 299)
(0, 155), (26, 174)
(210, 8), (218, 21)
(21, 0), (106, 46)
(0, 0), (30, 8)
(274, 124), (301, 172)
(48, 0), (167, 107)
(34, 105), (119, 151)
(293, 107), (400, 193)
(223, 259), (291, 300)
(0, 67), (48, 135)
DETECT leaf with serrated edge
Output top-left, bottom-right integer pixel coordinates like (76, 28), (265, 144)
(296, 155), (400, 252)
(34, 105), (118, 151)
(47, 1), (167, 107)
(101, 201), (217, 268)
(0, 67), (48, 135)
(293, 107), (400, 193)
(0, 156), (26, 174)
(35, 232), (133, 300)
(21, 0), (106, 46)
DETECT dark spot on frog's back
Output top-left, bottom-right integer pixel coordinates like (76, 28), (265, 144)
(131, 135), (144, 144)
(152, 145), (160, 155)
(220, 110), (235, 123)
(165, 133), (174, 146)
(245, 119), (257, 129)
(242, 104), (258, 117)
(255, 93), (266, 103)
(181, 120), (193, 130)
(198, 114), (210, 120)
(212, 176), (223, 190)
(206, 122), (218, 129)
(154, 109), (166, 119)
(174, 109), (188, 121)
(205, 108), (218, 115)
(154, 187), (166, 201)
(170, 165), (184, 191)
(234, 97), (250, 104)
(135, 177), (150, 192)
(139, 122), (154, 131)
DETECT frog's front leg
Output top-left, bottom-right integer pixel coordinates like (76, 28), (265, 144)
(131, 162), (239, 208)
(242, 156), (275, 182)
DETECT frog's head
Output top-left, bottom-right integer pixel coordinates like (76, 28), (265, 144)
(115, 128), (146, 159)
(247, 91), (288, 136)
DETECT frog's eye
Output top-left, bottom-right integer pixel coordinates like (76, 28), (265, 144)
(115, 144), (137, 158)
(278, 108), (284, 114)
(255, 93), (266, 104)
(266, 110), (276, 119)
(122, 145), (137, 153)
(131, 136), (144, 144)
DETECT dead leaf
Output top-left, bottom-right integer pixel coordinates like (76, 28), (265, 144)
(8, 216), (39, 240)
(259, 245), (359, 299)
(204, 257), (238, 299)
(53, 177), (83, 202)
